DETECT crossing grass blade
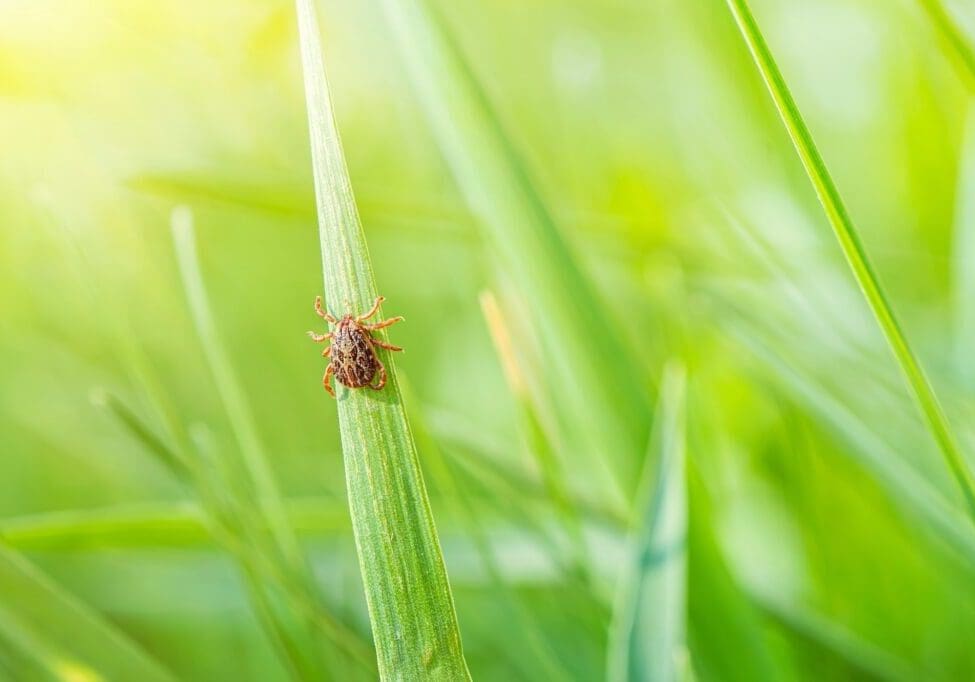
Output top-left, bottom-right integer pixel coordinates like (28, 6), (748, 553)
(916, 0), (975, 87)
(727, 322), (975, 569)
(97, 385), (375, 680)
(294, 0), (470, 678)
(399, 376), (570, 681)
(0, 544), (177, 682)
(752, 592), (917, 682)
(172, 211), (380, 679)
(608, 363), (687, 682)
(380, 0), (650, 505)
(479, 290), (592, 584)
(724, 0), (975, 521)
(0, 499), (350, 552)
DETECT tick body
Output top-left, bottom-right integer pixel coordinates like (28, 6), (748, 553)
(308, 295), (403, 398)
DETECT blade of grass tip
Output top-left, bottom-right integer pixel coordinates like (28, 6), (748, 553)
(399, 376), (571, 682)
(293, 1), (470, 678)
(953, 104), (975, 388)
(916, 0), (975, 88)
(380, 0), (650, 504)
(0, 544), (177, 682)
(608, 363), (687, 682)
(724, 0), (975, 521)
(479, 290), (593, 585)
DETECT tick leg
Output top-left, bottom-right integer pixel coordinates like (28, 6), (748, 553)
(364, 316), (403, 332)
(315, 296), (338, 324)
(356, 295), (385, 322)
(372, 339), (402, 352)
(369, 359), (387, 391)
(323, 363), (336, 398)
(322, 345), (332, 357)
(307, 331), (332, 343)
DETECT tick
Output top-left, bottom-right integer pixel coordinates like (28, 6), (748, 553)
(308, 295), (404, 398)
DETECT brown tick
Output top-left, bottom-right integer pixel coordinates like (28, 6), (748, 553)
(308, 295), (404, 398)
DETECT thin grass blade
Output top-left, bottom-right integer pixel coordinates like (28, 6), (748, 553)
(728, 321), (975, 569)
(608, 363), (687, 682)
(479, 290), (592, 584)
(294, 0), (470, 678)
(0, 544), (176, 682)
(724, 0), (975, 520)
(0, 499), (349, 552)
(953, 104), (975, 388)
(916, 0), (975, 87)
(171, 207), (305, 573)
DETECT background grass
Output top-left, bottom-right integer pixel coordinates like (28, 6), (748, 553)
(2, 0), (975, 679)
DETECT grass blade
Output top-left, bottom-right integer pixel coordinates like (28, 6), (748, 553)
(294, 0), (470, 678)
(608, 363), (687, 682)
(380, 0), (650, 503)
(0, 544), (177, 682)
(727, 321), (975, 569)
(753, 592), (917, 682)
(0, 500), (349, 552)
(479, 290), (592, 584)
(953, 104), (975, 388)
(916, 0), (975, 87)
(724, 0), (975, 520)
(171, 207), (304, 574)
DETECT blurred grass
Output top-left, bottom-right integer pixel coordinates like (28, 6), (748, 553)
(917, 0), (975, 87)
(725, 0), (975, 521)
(381, 0), (650, 507)
(0, 545), (175, 681)
(2, 0), (975, 679)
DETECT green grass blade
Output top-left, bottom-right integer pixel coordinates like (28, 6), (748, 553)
(753, 593), (917, 682)
(479, 290), (592, 584)
(916, 0), (975, 87)
(0, 544), (177, 682)
(953, 105), (975, 388)
(171, 207), (305, 574)
(294, 1), (470, 678)
(380, 0), (650, 503)
(728, 322), (975, 569)
(725, 0), (975, 520)
(608, 363), (687, 682)
(0, 500), (349, 552)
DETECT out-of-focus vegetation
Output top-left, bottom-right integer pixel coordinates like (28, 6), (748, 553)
(2, 0), (975, 679)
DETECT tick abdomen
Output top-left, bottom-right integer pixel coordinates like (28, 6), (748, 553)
(332, 320), (379, 388)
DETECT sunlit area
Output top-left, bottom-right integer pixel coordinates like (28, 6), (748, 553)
(2, 0), (975, 680)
